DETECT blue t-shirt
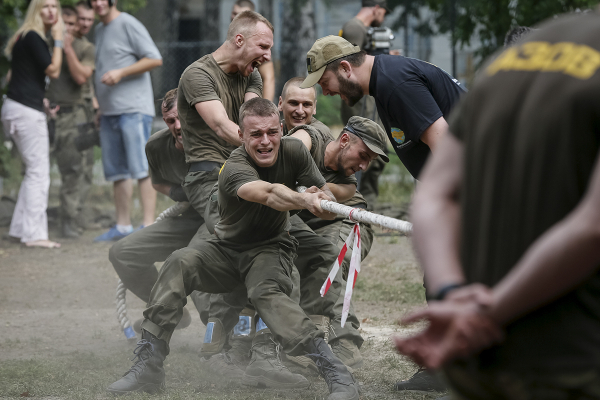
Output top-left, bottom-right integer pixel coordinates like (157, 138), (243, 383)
(369, 54), (466, 178)
(94, 13), (162, 116)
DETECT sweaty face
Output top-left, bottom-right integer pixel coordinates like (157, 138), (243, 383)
(63, 14), (77, 36)
(77, 7), (95, 36)
(241, 114), (281, 168)
(239, 22), (273, 77)
(278, 85), (316, 130)
(162, 101), (182, 150)
(318, 69), (364, 107)
(336, 134), (378, 176)
(91, 0), (110, 17)
(41, 0), (59, 27)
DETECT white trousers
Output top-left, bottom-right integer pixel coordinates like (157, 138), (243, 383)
(1, 98), (50, 242)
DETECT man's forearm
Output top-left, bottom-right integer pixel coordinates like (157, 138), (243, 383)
(120, 57), (162, 78)
(327, 182), (353, 203)
(265, 184), (309, 211)
(213, 119), (243, 146)
(64, 46), (93, 85)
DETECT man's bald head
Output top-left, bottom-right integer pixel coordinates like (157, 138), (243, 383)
(281, 76), (316, 101)
(227, 10), (273, 42)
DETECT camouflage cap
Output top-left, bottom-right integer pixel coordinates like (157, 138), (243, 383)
(300, 36), (361, 89)
(362, 0), (391, 13)
(344, 116), (389, 163)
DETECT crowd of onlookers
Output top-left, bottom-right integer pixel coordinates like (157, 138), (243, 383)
(2, 0), (162, 248)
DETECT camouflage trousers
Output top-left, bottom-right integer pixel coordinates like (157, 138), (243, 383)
(445, 359), (600, 400)
(51, 104), (94, 223)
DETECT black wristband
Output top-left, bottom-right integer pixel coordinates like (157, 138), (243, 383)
(428, 283), (466, 302)
(169, 185), (188, 202)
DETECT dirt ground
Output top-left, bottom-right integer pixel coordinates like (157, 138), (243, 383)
(0, 217), (442, 400)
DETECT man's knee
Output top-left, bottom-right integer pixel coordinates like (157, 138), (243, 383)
(249, 278), (291, 308)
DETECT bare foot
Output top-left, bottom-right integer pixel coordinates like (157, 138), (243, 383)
(24, 240), (61, 249)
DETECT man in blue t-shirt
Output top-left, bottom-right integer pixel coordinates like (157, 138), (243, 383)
(301, 35), (465, 394)
(301, 35), (465, 180)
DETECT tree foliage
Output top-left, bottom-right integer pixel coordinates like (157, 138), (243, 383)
(387, 0), (600, 61)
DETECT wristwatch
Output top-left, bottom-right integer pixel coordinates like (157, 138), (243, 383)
(54, 40), (64, 48)
(428, 283), (465, 301)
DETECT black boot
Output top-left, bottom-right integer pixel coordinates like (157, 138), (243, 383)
(306, 337), (359, 400)
(394, 367), (447, 392)
(107, 329), (169, 395)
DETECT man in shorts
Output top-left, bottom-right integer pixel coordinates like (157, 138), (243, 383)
(91, 0), (163, 241)
(107, 98), (360, 400)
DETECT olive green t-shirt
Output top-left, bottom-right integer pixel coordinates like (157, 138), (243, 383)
(145, 128), (188, 187)
(214, 137), (326, 244)
(46, 36), (95, 106)
(287, 118), (368, 214)
(178, 54), (263, 164)
(340, 17), (368, 50)
(449, 11), (600, 371)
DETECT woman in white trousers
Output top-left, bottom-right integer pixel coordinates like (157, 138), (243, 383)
(2, 0), (64, 248)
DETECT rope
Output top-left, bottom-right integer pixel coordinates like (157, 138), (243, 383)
(116, 201), (191, 340)
(296, 187), (412, 235)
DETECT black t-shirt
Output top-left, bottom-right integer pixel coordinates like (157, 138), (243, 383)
(7, 31), (52, 112)
(369, 54), (465, 178)
(450, 11), (600, 371)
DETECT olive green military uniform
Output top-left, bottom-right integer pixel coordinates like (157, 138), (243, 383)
(46, 36), (95, 227)
(443, 12), (600, 399)
(177, 54), (262, 218)
(288, 118), (374, 347)
(109, 129), (205, 303)
(340, 18), (386, 209)
(141, 138), (331, 355)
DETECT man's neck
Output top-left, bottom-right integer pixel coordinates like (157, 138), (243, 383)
(100, 8), (120, 25)
(356, 55), (376, 95)
(355, 8), (374, 27)
(324, 141), (338, 171)
(212, 42), (240, 74)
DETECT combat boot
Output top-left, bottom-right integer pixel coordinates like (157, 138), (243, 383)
(285, 315), (329, 373)
(242, 331), (309, 389)
(330, 338), (363, 369)
(106, 329), (169, 395)
(61, 219), (80, 239)
(306, 337), (359, 400)
(205, 335), (252, 382)
(394, 367), (447, 392)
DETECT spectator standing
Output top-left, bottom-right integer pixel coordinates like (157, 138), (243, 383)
(46, 5), (95, 239)
(1, 0), (64, 248)
(90, 0), (163, 241)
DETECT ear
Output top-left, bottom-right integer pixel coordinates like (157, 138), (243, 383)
(277, 96), (283, 111)
(339, 60), (352, 78)
(238, 127), (244, 142)
(313, 99), (317, 116)
(235, 33), (245, 48)
(339, 132), (350, 148)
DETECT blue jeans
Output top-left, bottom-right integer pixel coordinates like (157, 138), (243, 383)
(99, 113), (152, 181)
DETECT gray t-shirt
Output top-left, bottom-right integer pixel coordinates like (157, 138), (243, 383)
(94, 13), (162, 116)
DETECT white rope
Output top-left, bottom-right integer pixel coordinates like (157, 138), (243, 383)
(116, 201), (191, 340)
(296, 186), (412, 235)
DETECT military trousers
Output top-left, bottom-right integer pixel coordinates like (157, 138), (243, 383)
(141, 231), (324, 355)
(52, 104), (93, 223)
(109, 209), (204, 303)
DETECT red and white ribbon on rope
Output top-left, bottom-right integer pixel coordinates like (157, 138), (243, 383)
(320, 221), (362, 327)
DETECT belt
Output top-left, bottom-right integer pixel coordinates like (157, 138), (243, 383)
(188, 161), (222, 172)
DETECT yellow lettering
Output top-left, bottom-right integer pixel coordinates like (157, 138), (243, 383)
(564, 44), (600, 79)
(543, 42), (575, 72)
(486, 48), (519, 76)
(519, 42), (550, 71)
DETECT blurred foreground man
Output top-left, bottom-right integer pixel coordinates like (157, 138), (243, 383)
(396, 11), (600, 400)
(107, 98), (360, 400)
